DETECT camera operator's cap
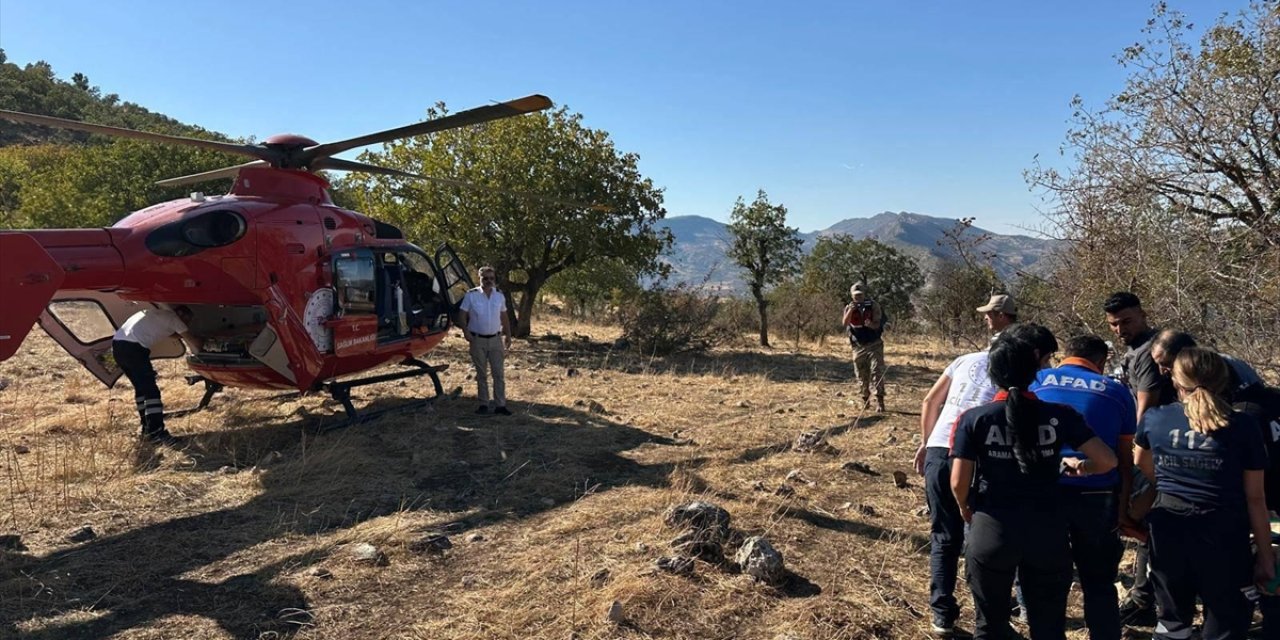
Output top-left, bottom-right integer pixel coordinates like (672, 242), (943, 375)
(850, 282), (867, 297)
(976, 294), (1016, 314)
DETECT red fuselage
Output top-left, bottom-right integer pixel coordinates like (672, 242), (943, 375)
(8, 168), (454, 392)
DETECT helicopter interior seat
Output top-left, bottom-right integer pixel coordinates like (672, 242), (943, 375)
(402, 269), (444, 330)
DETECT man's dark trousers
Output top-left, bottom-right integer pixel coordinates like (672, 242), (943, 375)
(1064, 489), (1124, 640)
(925, 446), (965, 626)
(112, 340), (165, 435)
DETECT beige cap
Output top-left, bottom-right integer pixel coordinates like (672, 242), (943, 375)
(976, 294), (1016, 315)
(849, 282), (867, 297)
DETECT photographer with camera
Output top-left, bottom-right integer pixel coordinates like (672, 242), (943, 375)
(842, 282), (886, 412)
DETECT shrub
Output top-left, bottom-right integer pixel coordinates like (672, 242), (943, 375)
(616, 285), (729, 355)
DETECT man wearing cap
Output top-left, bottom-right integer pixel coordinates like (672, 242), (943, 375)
(842, 282), (886, 412)
(976, 294), (1017, 339)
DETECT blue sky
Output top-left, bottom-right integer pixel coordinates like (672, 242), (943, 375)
(0, 0), (1244, 235)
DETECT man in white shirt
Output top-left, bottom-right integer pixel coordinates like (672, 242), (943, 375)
(112, 305), (203, 443)
(458, 266), (513, 415)
(915, 348), (1000, 635)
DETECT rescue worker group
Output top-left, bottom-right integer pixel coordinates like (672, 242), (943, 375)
(897, 289), (1280, 640)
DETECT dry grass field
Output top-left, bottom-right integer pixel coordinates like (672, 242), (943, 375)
(0, 318), (1156, 639)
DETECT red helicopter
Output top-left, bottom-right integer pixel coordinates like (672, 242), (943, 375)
(0, 95), (551, 426)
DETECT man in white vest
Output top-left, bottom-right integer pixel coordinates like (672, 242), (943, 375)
(112, 305), (203, 443)
(459, 266), (513, 415)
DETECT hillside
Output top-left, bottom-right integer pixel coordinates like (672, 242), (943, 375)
(659, 212), (1059, 291)
(0, 50), (228, 146)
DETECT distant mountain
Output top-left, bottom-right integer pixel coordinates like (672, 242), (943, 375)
(657, 211), (1058, 291)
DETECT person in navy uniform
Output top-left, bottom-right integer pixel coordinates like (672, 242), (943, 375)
(1134, 347), (1275, 640)
(951, 334), (1117, 639)
(1030, 335), (1137, 640)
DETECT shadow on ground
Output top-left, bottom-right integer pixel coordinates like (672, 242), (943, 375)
(0, 399), (678, 639)
(520, 337), (936, 385)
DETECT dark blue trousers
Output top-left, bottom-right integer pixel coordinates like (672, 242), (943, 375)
(112, 339), (165, 435)
(1148, 507), (1253, 640)
(967, 506), (1072, 640)
(925, 447), (965, 625)
(1062, 489), (1123, 640)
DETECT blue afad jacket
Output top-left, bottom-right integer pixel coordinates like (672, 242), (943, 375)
(1030, 358), (1137, 489)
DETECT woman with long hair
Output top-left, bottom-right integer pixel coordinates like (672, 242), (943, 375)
(1134, 347), (1274, 640)
(951, 335), (1117, 639)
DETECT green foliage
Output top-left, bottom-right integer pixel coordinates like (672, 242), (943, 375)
(12, 141), (242, 228)
(767, 279), (839, 348)
(726, 190), (802, 346)
(542, 256), (647, 318)
(342, 105), (670, 337)
(800, 234), (924, 323)
(916, 260), (1004, 347)
(0, 51), (243, 228)
(616, 285), (729, 355)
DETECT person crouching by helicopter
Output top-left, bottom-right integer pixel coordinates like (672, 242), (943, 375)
(459, 266), (513, 416)
(1133, 347), (1274, 640)
(950, 334), (1117, 639)
(111, 305), (203, 444)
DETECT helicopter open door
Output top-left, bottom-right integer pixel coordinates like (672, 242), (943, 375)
(434, 244), (475, 314)
(36, 292), (186, 388)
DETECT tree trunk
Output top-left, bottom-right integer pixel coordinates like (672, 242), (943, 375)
(754, 289), (770, 347)
(511, 278), (545, 338)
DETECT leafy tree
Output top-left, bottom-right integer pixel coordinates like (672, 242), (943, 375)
(342, 105), (670, 337)
(726, 190), (802, 347)
(11, 140), (242, 228)
(1028, 3), (1280, 246)
(799, 234), (924, 325)
(915, 260), (1003, 347)
(767, 279), (837, 348)
(1026, 2), (1280, 370)
(541, 256), (649, 319)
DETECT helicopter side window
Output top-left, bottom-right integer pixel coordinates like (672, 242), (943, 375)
(333, 252), (376, 315)
(145, 209), (247, 257)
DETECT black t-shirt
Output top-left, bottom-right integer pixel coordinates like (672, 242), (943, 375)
(1234, 386), (1280, 511)
(951, 393), (1096, 509)
(1135, 403), (1266, 514)
(1123, 328), (1176, 407)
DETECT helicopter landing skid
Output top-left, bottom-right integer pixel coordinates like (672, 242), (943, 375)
(317, 359), (457, 432)
(165, 377), (226, 419)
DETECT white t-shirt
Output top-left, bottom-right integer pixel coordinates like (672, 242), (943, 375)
(925, 350), (998, 449)
(113, 309), (188, 349)
(459, 288), (507, 336)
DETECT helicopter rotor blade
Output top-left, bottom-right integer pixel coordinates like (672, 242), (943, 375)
(0, 109), (278, 162)
(153, 161), (271, 187)
(314, 157), (610, 211)
(300, 94), (552, 163)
